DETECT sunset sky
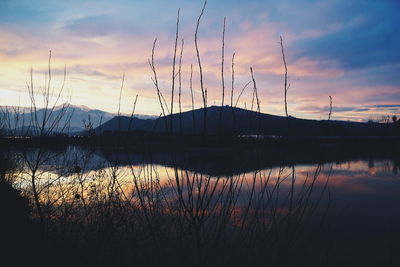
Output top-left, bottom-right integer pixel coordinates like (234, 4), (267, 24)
(1, 0), (399, 121)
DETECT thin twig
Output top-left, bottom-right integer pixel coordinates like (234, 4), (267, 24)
(250, 67), (261, 135)
(190, 64), (196, 129)
(195, 0), (208, 134)
(250, 67), (260, 113)
(230, 53), (235, 107)
(178, 38), (184, 134)
(234, 81), (252, 108)
(128, 94), (139, 132)
(219, 17), (226, 132)
(149, 38), (168, 132)
(221, 17), (226, 107)
(280, 36), (289, 117)
(171, 8), (180, 131)
(117, 72), (125, 131)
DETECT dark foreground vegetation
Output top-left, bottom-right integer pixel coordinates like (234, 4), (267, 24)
(2, 141), (400, 267)
(0, 145), (333, 267)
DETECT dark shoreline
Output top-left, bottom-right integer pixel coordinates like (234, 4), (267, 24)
(2, 135), (398, 176)
(1, 134), (399, 147)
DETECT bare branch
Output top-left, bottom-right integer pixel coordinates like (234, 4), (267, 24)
(230, 53), (236, 107)
(149, 38), (168, 132)
(250, 67), (260, 113)
(118, 72), (125, 117)
(171, 8), (180, 131)
(195, 0), (207, 110)
(178, 38), (184, 133)
(128, 94), (139, 132)
(190, 64), (196, 129)
(149, 39), (166, 117)
(195, 0), (208, 134)
(117, 73), (125, 132)
(280, 36), (289, 117)
(221, 17), (226, 107)
(219, 17), (227, 131)
(234, 81), (252, 108)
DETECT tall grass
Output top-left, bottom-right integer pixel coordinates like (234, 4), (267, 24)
(6, 146), (332, 266)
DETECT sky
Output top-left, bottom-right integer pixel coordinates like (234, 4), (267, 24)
(0, 0), (399, 121)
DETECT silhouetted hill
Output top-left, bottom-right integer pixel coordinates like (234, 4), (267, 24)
(95, 116), (155, 134)
(94, 106), (396, 136)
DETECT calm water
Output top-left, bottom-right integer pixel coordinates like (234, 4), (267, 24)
(6, 146), (400, 266)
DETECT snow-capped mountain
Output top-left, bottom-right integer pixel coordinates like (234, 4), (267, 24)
(0, 104), (156, 133)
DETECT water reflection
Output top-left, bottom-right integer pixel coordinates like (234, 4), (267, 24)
(4, 146), (400, 266)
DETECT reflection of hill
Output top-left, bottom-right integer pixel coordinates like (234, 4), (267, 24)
(91, 140), (399, 176)
(5, 137), (398, 176)
(3, 138), (397, 176)
(95, 106), (394, 136)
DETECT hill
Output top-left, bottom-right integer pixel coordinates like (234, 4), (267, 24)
(94, 106), (395, 136)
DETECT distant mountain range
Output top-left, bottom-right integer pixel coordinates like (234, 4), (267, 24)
(94, 106), (395, 136)
(0, 105), (156, 134)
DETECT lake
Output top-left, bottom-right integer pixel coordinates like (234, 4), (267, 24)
(2, 145), (400, 266)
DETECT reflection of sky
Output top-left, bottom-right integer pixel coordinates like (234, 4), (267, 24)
(13, 153), (400, 265)
(1, 0), (399, 121)
(15, 154), (400, 218)
(12, 153), (400, 264)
